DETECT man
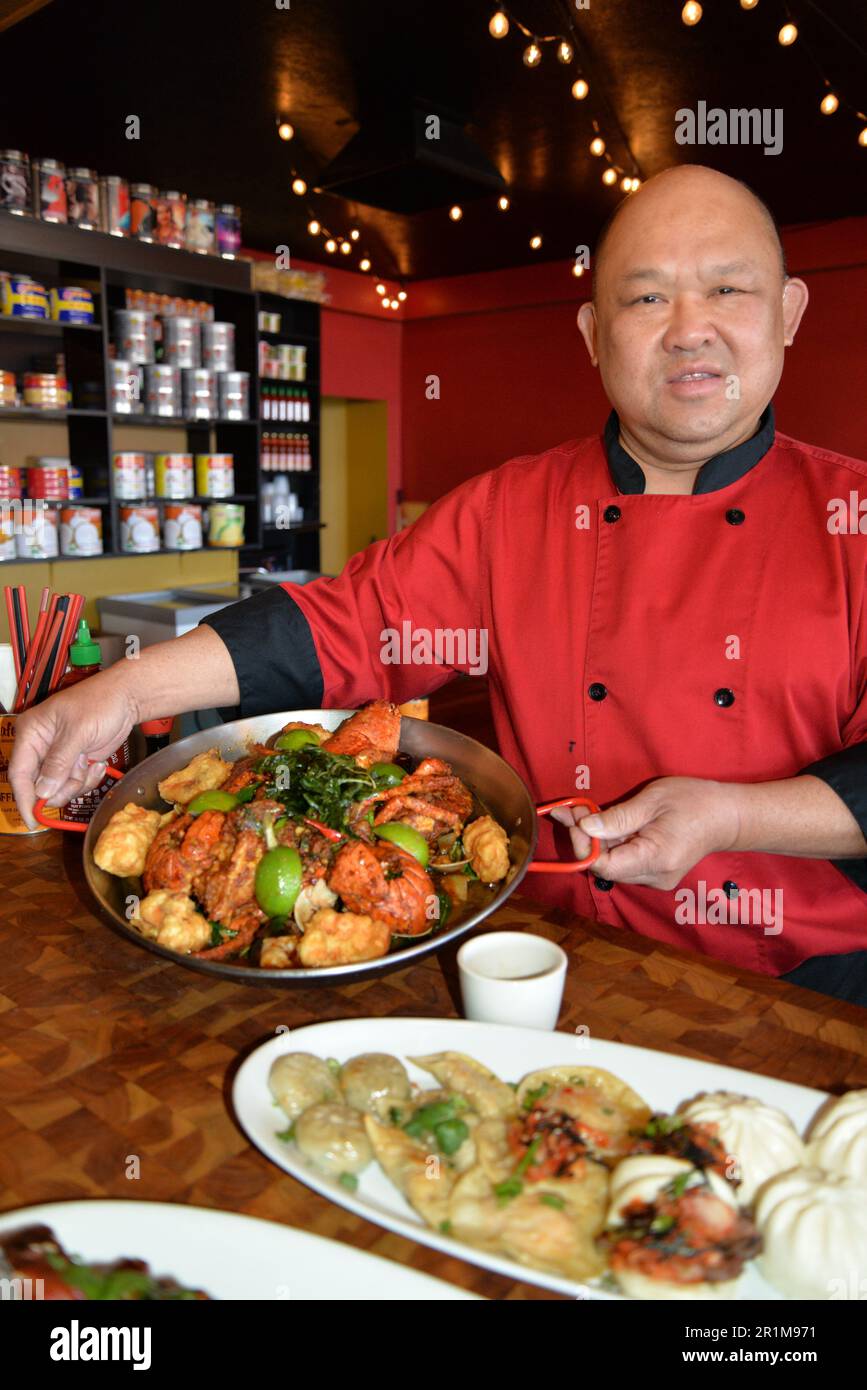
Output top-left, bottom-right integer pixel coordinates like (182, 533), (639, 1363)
(12, 165), (867, 1003)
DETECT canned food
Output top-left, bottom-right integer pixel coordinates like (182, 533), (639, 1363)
(186, 198), (215, 254)
(0, 150), (31, 216)
(32, 157), (66, 222)
(113, 309), (155, 365)
(130, 183), (155, 241)
(121, 504), (160, 553)
(207, 501), (244, 547)
(216, 203), (241, 259)
(158, 190), (186, 248)
(23, 373), (66, 410)
(0, 518), (17, 562)
(99, 175), (129, 236)
(65, 168), (99, 229)
(162, 316), (201, 368)
(163, 503), (203, 551)
(154, 453), (193, 499)
(201, 321), (235, 373)
(110, 358), (143, 415)
(49, 286), (95, 324)
(258, 310), (281, 333)
(145, 364), (181, 417)
(182, 368), (216, 420)
(0, 466), (23, 498)
(218, 370), (249, 420)
(113, 452), (147, 499)
(0, 371), (16, 408)
(27, 463), (69, 499)
(195, 453), (234, 498)
(60, 505), (103, 556)
(16, 504), (59, 558)
(67, 462), (83, 499)
(2, 276), (49, 320)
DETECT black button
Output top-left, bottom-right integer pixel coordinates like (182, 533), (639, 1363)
(714, 688), (735, 707)
(593, 877), (614, 892)
(725, 508), (745, 526)
(588, 683), (608, 701)
(603, 505), (621, 523)
(722, 880), (739, 898)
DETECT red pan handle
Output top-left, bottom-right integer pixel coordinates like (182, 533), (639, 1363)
(33, 762), (125, 832)
(528, 795), (602, 873)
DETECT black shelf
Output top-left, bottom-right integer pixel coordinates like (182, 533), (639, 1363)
(114, 494), (257, 504)
(0, 316), (102, 334)
(0, 407), (106, 420)
(111, 414), (256, 429)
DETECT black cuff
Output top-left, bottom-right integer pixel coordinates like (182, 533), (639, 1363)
(201, 586), (323, 719)
(802, 744), (867, 893)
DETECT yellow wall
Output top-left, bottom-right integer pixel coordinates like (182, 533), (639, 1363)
(320, 397), (388, 573)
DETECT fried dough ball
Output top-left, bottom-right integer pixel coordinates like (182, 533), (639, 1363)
(463, 815), (510, 882)
(259, 935), (300, 969)
(298, 908), (391, 968)
(157, 748), (231, 807)
(93, 803), (162, 878)
(136, 890), (212, 953)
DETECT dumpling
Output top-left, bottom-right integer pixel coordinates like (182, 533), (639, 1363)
(339, 1053), (411, 1119)
(678, 1092), (804, 1204)
(755, 1167), (867, 1299)
(135, 890), (211, 953)
(606, 1155), (761, 1300)
(157, 748), (231, 807)
(516, 1066), (651, 1162)
(409, 1052), (518, 1120)
(294, 1103), (373, 1178)
(93, 803), (162, 878)
(364, 1114), (456, 1227)
(268, 1052), (339, 1121)
(806, 1089), (867, 1181)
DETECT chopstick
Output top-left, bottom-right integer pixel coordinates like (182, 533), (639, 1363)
(34, 595), (69, 705)
(11, 588), (86, 711)
(4, 586), (24, 681)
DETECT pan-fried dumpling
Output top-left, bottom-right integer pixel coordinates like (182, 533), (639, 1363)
(339, 1053), (411, 1119)
(157, 748), (231, 807)
(806, 1089), (867, 1182)
(268, 1052), (339, 1122)
(364, 1115), (456, 1228)
(294, 1102), (373, 1178)
(409, 1052), (518, 1120)
(678, 1092), (804, 1204)
(515, 1066), (651, 1162)
(93, 802), (162, 878)
(474, 1117), (515, 1185)
(754, 1167), (867, 1299)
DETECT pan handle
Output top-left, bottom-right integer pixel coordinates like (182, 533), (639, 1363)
(528, 795), (601, 873)
(33, 762), (125, 833)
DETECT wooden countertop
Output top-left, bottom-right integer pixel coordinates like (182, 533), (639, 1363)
(1, 829), (866, 1300)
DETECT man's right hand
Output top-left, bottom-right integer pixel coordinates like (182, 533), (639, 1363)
(9, 671), (140, 828)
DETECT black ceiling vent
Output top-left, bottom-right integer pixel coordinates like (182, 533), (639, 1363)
(315, 99), (506, 214)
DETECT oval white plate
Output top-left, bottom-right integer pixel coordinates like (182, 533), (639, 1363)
(233, 1017), (830, 1300)
(0, 1200), (480, 1301)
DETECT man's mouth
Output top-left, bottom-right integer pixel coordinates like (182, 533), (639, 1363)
(667, 366), (722, 383)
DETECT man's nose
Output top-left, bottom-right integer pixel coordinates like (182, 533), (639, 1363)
(661, 297), (718, 354)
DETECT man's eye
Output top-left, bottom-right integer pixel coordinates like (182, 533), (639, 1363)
(714, 286), (740, 295)
(633, 294), (661, 305)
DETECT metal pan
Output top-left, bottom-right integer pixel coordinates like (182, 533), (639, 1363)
(79, 709), (548, 986)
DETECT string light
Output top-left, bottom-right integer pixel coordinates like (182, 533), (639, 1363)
(324, 238), (337, 253)
(820, 92), (839, 114)
(375, 283), (386, 295)
(571, 78), (589, 99)
(489, 10), (509, 38)
(382, 298), (392, 308)
(523, 41), (542, 67)
(291, 177), (307, 196)
(859, 126), (867, 146)
(390, 300), (399, 309)
(590, 136), (605, 156)
(349, 228), (360, 240)
(681, 1), (702, 24)
(359, 258), (371, 271)
(498, 195), (510, 210)
(620, 175), (633, 191)
(602, 167), (618, 185)
(740, 0), (759, 8)
(572, 262), (585, 277)
(557, 40), (573, 64)
(277, 121), (295, 141)
(339, 241), (351, 254)
(529, 234), (542, 249)
(397, 291), (407, 301)
(778, 22), (798, 45)
(307, 219), (321, 235)
(449, 205), (463, 221)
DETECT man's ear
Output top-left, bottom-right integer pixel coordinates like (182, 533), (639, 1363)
(577, 301), (598, 366)
(781, 277), (809, 346)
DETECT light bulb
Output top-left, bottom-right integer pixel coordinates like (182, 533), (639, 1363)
(557, 40), (573, 64)
(859, 126), (867, 147)
(621, 175), (632, 192)
(572, 78), (589, 100)
(602, 168), (617, 185)
(489, 11), (509, 39)
(681, 1), (702, 24)
(359, 258), (371, 271)
(632, 178), (641, 190)
(340, 241), (351, 254)
(307, 219), (321, 235)
(291, 177), (307, 196)
(325, 238), (337, 253)
(449, 205), (463, 221)
(523, 41), (542, 67)
(740, 0), (758, 8)
(382, 298), (392, 308)
(572, 262), (585, 277)
(778, 22), (797, 45)
(529, 234), (542, 249)
(390, 300), (399, 309)
(397, 291), (407, 301)
(590, 136), (605, 156)
(497, 195), (510, 211)
(375, 283), (386, 295)
(349, 228), (360, 240)
(820, 93), (839, 115)
(277, 121), (294, 142)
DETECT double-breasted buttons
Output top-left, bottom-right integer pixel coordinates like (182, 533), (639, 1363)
(594, 877), (614, 892)
(603, 505), (621, 523)
(725, 508), (745, 526)
(588, 683), (608, 701)
(723, 880), (739, 898)
(714, 688), (735, 707)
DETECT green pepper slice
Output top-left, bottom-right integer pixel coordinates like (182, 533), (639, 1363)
(370, 761), (407, 788)
(373, 822), (430, 867)
(187, 789), (239, 815)
(255, 845), (303, 917)
(274, 729), (320, 751)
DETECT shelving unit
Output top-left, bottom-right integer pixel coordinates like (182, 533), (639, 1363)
(0, 215), (322, 567)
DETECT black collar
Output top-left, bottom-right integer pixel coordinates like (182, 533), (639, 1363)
(604, 403), (776, 496)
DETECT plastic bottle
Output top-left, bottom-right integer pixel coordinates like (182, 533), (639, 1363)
(58, 620), (131, 822)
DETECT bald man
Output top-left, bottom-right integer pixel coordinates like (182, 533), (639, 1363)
(12, 165), (867, 1003)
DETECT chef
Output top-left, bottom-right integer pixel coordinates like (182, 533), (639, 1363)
(12, 165), (867, 1004)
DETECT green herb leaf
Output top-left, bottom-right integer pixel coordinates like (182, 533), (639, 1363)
(539, 1193), (566, 1211)
(338, 1172), (358, 1192)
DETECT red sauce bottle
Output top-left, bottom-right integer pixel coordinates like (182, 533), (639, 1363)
(59, 619), (131, 823)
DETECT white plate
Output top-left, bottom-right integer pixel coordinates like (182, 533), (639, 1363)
(0, 1200), (480, 1301)
(233, 1017), (830, 1301)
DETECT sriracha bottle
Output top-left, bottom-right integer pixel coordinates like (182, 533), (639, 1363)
(59, 620), (131, 823)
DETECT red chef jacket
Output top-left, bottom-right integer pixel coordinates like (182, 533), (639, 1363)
(206, 406), (867, 976)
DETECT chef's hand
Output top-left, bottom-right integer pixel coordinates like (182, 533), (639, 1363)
(550, 777), (740, 889)
(9, 670), (139, 828)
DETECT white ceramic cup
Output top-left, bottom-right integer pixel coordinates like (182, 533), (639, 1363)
(457, 931), (568, 1030)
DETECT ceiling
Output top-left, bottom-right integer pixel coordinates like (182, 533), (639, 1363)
(1, 0), (865, 282)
